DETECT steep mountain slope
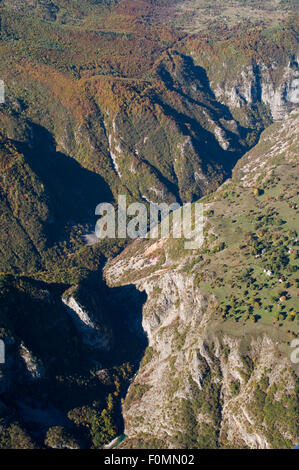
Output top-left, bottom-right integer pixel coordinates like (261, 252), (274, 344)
(105, 112), (299, 449)
(0, 0), (298, 449)
(0, 135), (51, 272)
(0, 126), (117, 277)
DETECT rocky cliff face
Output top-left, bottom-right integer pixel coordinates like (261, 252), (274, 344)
(213, 59), (299, 121)
(62, 287), (113, 352)
(106, 260), (298, 449)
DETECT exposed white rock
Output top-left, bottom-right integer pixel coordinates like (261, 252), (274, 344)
(20, 345), (44, 380)
(109, 150), (122, 178)
(62, 296), (112, 351)
(149, 186), (165, 199)
(261, 60), (299, 120)
(214, 126), (231, 151)
(214, 61), (299, 121)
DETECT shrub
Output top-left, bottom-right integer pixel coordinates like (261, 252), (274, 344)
(45, 426), (80, 449)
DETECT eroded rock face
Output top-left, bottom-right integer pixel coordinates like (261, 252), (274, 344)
(106, 261), (298, 449)
(19, 344), (45, 380)
(213, 59), (299, 121)
(62, 291), (113, 352)
(261, 60), (299, 120)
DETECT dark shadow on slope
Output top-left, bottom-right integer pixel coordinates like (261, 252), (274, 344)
(102, 281), (148, 436)
(138, 156), (183, 204)
(158, 52), (245, 127)
(75, 272), (148, 369)
(154, 96), (241, 174)
(11, 122), (114, 248)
